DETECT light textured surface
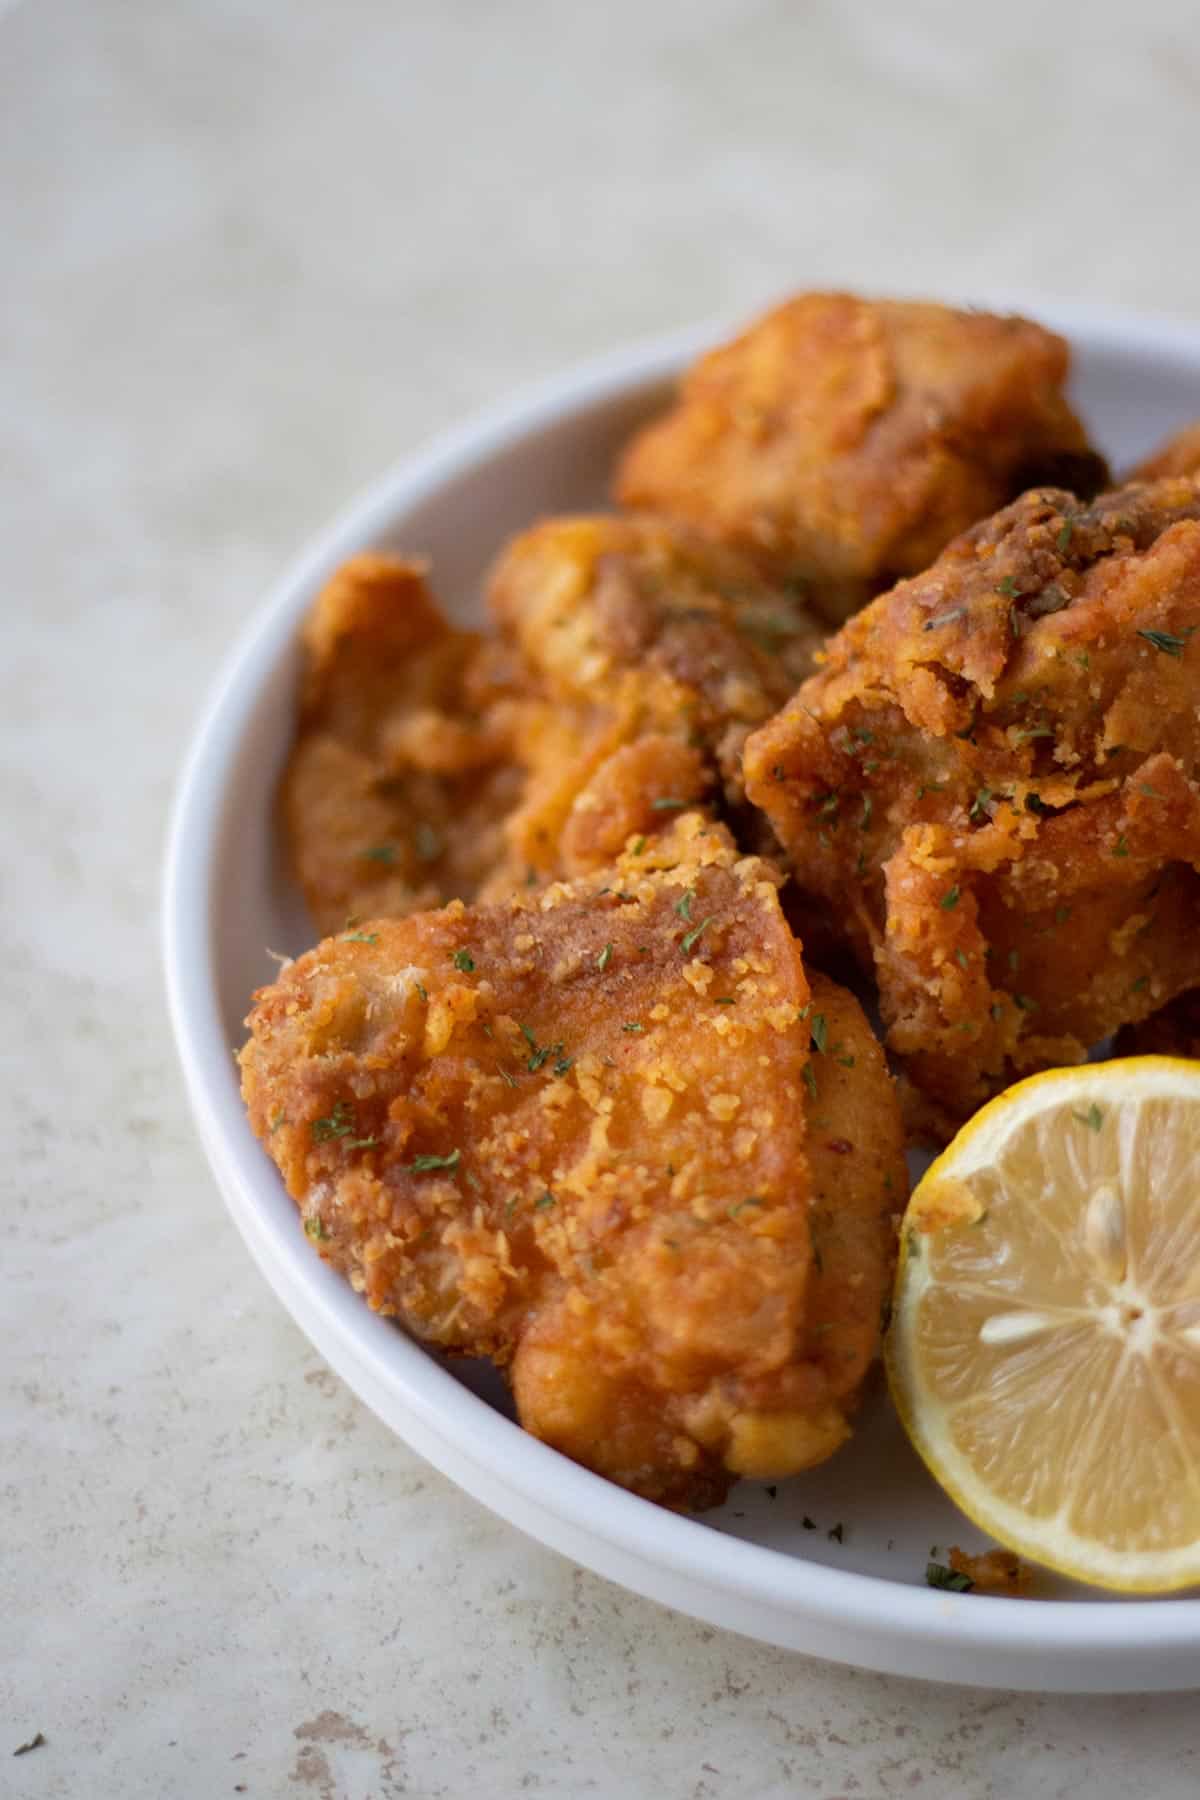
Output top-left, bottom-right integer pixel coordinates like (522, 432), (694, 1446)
(5, 0), (1200, 1792)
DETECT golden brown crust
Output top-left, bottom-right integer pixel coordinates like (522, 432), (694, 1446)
(1128, 421), (1200, 483)
(616, 293), (1105, 624)
(240, 815), (905, 1506)
(745, 478), (1200, 1125)
(281, 555), (524, 935)
(484, 513), (823, 885)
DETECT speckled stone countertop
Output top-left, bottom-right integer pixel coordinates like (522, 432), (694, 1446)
(5, 1), (1200, 1793)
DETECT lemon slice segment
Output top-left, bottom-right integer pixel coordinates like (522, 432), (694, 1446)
(886, 1057), (1200, 1594)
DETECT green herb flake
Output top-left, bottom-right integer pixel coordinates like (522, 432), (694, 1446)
(995, 576), (1020, 598)
(630, 836), (647, 856)
(342, 930), (379, 944)
(1013, 993), (1038, 1012)
(534, 1190), (556, 1211)
(451, 949), (476, 972)
(1053, 906), (1071, 926)
(650, 797), (687, 811)
(596, 942), (613, 972)
(360, 844), (396, 864)
(1114, 834), (1130, 859)
(954, 949), (969, 970)
(1056, 517), (1074, 553)
(940, 885), (960, 912)
(802, 1063), (818, 1099)
(926, 1561), (974, 1593)
(860, 792), (874, 830)
(304, 1216), (330, 1241)
(1073, 1103), (1104, 1132)
(553, 1055), (574, 1077)
(810, 1013), (828, 1054)
(497, 1066), (518, 1088)
(675, 887), (696, 922)
(312, 1100), (354, 1142)
(681, 915), (717, 954)
(969, 786), (993, 822)
(415, 980), (429, 1001)
(714, 996), (736, 1006)
(405, 1148), (461, 1174)
(622, 1021), (645, 1034)
(1138, 627), (1194, 658)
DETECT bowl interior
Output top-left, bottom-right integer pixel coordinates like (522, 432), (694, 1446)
(195, 311), (1200, 1608)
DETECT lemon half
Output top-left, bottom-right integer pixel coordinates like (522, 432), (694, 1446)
(886, 1057), (1200, 1594)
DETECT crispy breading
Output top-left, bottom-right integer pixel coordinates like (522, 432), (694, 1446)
(240, 815), (905, 1507)
(745, 478), (1200, 1125)
(485, 513), (823, 883)
(616, 293), (1106, 623)
(281, 555), (525, 934)
(1128, 421), (1200, 482)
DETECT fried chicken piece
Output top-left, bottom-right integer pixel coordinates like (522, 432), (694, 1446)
(281, 555), (525, 935)
(745, 478), (1200, 1125)
(616, 293), (1107, 624)
(240, 814), (905, 1507)
(485, 513), (823, 882)
(1128, 421), (1200, 482)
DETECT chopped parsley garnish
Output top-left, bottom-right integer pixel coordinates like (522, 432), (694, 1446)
(1073, 1103), (1104, 1132)
(553, 1055), (574, 1077)
(650, 797), (687, 811)
(451, 949), (476, 972)
(1013, 993), (1038, 1012)
(995, 576), (1020, 598)
(304, 1216), (330, 1241)
(675, 887), (696, 921)
(414, 980), (428, 1001)
(714, 996), (736, 1006)
(312, 1100), (354, 1142)
(622, 1021), (645, 1034)
(1053, 906), (1071, 926)
(597, 942), (613, 971)
(630, 836), (647, 856)
(1138, 627), (1194, 658)
(1113, 834), (1130, 858)
(534, 1190), (556, 1210)
(405, 1149), (461, 1174)
(1024, 792), (1050, 815)
(954, 949), (969, 970)
(926, 1561), (974, 1593)
(1056, 517), (1074, 553)
(360, 844), (396, 864)
(1013, 724), (1054, 742)
(969, 785), (993, 822)
(802, 1063), (818, 1099)
(809, 1013), (828, 1054)
(680, 915), (717, 954)
(940, 885), (960, 911)
(342, 930), (379, 944)
(860, 792), (873, 830)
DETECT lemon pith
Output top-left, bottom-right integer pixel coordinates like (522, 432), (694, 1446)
(886, 1057), (1200, 1595)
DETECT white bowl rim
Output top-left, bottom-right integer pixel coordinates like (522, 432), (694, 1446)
(163, 293), (1200, 1683)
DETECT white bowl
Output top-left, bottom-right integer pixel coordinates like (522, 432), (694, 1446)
(164, 301), (1200, 1691)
